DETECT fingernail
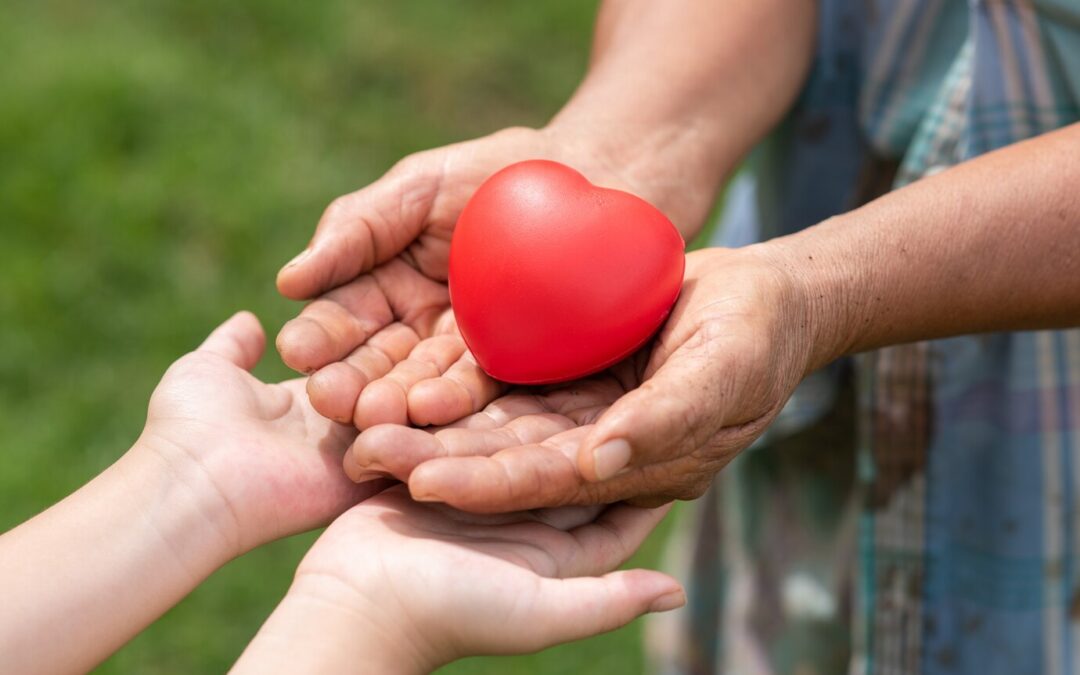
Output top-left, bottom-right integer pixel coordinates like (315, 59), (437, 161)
(283, 246), (313, 269)
(592, 439), (632, 481)
(648, 590), (686, 613)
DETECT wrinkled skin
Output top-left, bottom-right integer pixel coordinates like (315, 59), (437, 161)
(273, 124), (808, 513)
(341, 248), (814, 512)
(274, 126), (716, 433)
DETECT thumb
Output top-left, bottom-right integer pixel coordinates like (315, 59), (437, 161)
(578, 347), (724, 482)
(196, 311), (266, 371)
(276, 157), (443, 300)
(517, 571), (685, 650)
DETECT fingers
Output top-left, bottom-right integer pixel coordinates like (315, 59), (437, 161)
(349, 376), (632, 505)
(403, 425), (710, 512)
(353, 334), (467, 429)
(406, 351), (506, 427)
(305, 323), (421, 424)
(276, 159), (443, 300)
(562, 503), (672, 576)
(277, 259), (450, 376)
(521, 503), (672, 579)
(197, 311), (265, 371)
(407, 427), (593, 512)
(441, 393), (572, 430)
(276, 275), (395, 374)
(577, 348), (724, 482)
(513, 571), (685, 651)
(343, 413), (576, 482)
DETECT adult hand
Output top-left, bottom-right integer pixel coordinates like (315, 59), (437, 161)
(274, 125), (717, 430)
(234, 486), (682, 673)
(342, 247), (820, 512)
(138, 311), (389, 556)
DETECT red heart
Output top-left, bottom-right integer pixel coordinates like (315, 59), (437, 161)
(449, 160), (685, 384)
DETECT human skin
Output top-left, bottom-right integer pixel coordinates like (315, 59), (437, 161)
(273, 0), (817, 429)
(0, 313), (388, 674)
(341, 122), (1080, 512)
(275, 0), (1080, 511)
(0, 312), (680, 673)
(232, 487), (683, 674)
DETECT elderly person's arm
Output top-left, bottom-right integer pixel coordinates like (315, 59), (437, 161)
(345, 122), (1080, 512)
(771, 124), (1080, 359)
(274, 0), (816, 430)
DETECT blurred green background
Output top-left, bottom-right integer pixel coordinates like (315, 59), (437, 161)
(0, 1), (682, 672)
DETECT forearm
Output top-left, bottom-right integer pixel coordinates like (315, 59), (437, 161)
(549, 0), (817, 233)
(0, 443), (234, 674)
(763, 123), (1080, 370)
(233, 576), (431, 675)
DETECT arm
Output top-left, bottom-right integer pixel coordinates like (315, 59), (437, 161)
(551, 0), (817, 232)
(0, 448), (235, 674)
(771, 122), (1080, 368)
(230, 586), (422, 675)
(0, 313), (384, 674)
(275, 0), (817, 430)
(232, 488), (682, 674)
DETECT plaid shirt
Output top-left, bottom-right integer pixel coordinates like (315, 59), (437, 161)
(648, 2), (1080, 674)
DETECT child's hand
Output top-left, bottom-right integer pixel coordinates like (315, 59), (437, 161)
(137, 311), (388, 556)
(0, 312), (389, 675)
(234, 486), (683, 673)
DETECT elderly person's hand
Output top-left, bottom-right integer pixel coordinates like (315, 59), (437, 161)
(341, 247), (820, 511)
(273, 124), (719, 430)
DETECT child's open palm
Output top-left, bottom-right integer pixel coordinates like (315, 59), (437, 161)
(236, 486), (684, 673)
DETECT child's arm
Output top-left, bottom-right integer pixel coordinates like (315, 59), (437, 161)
(0, 445), (234, 673)
(0, 312), (387, 674)
(232, 487), (683, 674)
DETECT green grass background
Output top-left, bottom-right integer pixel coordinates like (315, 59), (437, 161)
(0, 1), (686, 672)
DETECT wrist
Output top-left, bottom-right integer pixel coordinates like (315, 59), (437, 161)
(235, 574), (437, 675)
(745, 228), (859, 374)
(118, 437), (241, 573)
(543, 110), (731, 236)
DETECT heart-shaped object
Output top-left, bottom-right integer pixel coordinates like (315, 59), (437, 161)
(449, 160), (685, 384)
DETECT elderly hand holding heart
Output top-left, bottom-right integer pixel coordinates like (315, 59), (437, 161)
(340, 245), (818, 511)
(270, 136), (743, 512)
(277, 145), (822, 512)
(272, 138), (790, 511)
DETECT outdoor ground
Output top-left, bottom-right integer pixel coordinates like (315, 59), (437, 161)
(0, 2), (692, 672)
